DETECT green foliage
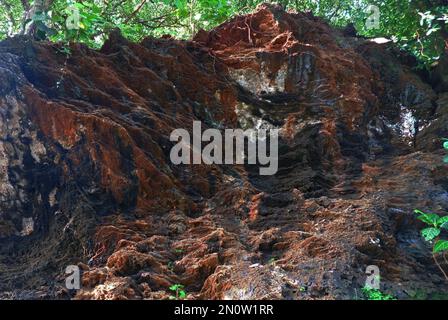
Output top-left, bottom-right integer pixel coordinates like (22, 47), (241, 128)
(356, 0), (447, 67)
(434, 240), (448, 254)
(414, 209), (448, 254)
(0, 0), (23, 38)
(415, 135), (448, 236)
(169, 284), (187, 300)
(0, 1), (446, 67)
(48, 1), (107, 46)
(421, 227), (440, 241)
(361, 285), (396, 300)
(443, 138), (448, 163)
(414, 139), (448, 281)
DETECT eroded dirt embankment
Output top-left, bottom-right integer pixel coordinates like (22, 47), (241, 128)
(0, 4), (447, 299)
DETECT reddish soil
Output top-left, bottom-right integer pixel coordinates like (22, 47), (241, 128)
(0, 4), (447, 299)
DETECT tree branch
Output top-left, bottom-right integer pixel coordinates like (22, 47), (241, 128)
(124, 0), (148, 23)
(20, 0), (30, 11)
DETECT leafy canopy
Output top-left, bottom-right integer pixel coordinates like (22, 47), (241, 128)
(0, 0), (446, 67)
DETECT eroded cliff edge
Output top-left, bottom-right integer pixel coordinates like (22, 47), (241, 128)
(0, 4), (447, 299)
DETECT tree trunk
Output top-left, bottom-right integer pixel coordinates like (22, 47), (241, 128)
(21, 0), (54, 37)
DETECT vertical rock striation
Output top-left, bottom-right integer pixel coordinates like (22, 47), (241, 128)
(0, 4), (447, 299)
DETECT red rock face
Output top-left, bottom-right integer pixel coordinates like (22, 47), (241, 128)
(0, 4), (447, 299)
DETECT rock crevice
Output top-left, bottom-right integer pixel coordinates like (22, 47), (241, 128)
(0, 4), (447, 299)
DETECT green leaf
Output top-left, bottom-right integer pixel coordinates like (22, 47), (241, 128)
(362, 286), (396, 300)
(426, 27), (440, 36)
(74, 3), (85, 9)
(178, 290), (187, 299)
(169, 284), (183, 291)
(433, 240), (448, 253)
(437, 216), (448, 227)
(175, 0), (187, 10)
(415, 210), (440, 226)
(421, 227), (440, 241)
